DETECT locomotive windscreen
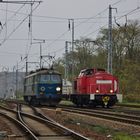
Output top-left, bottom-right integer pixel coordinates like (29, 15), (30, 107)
(40, 74), (61, 83)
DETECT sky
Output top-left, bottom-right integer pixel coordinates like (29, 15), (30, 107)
(0, 0), (140, 71)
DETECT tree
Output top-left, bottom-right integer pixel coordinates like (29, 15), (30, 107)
(54, 20), (140, 102)
(95, 20), (140, 100)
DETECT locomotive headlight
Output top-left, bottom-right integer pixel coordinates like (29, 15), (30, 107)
(56, 87), (61, 91)
(40, 86), (45, 92)
(96, 89), (99, 93)
(110, 89), (113, 93)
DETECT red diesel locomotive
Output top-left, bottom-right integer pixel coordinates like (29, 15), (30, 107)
(71, 68), (122, 107)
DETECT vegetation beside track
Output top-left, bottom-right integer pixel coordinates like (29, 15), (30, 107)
(116, 102), (140, 108)
(113, 133), (140, 140)
(64, 117), (140, 140)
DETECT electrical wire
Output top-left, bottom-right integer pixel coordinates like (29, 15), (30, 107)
(1, 1), (28, 34)
(116, 6), (140, 21)
(0, 38), (67, 41)
(83, 5), (140, 38)
(73, 0), (124, 30)
(46, 0), (139, 55)
(46, 29), (70, 48)
(44, 0), (125, 54)
(0, 0), (138, 55)
(0, 8), (109, 21)
(0, 50), (38, 56)
(0, 0), (125, 22)
(0, 2), (41, 46)
(49, 47), (65, 54)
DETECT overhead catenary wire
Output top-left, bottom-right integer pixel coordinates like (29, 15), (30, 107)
(71, 0), (124, 30)
(0, 8), (108, 20)
(0, 1), (42, 5)
(0, 38), (68, 41)
(0, 0), (139, 57)
(1, 3), (139, 56)
(84, 6), (140, 38)
(0, 1), (125, 23)
(0, 50), (38, 56)
(0, 0), (126, 41)
(49, 47), (65, 54)
(0, 1), (28, 34)
(0, 2), (41, 46)
(47, 1), (140, 55)
(1, 0), (132, 71)
(40, 0), (125, 53)
(46, 29), (70, 48)
(0, 1), (113, 57)
(116, 6), (140, 21)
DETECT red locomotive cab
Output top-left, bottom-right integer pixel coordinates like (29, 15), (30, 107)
(95, 77), (118, 94)
(71, 68), (120, 107)
(92, 73), (118, 94)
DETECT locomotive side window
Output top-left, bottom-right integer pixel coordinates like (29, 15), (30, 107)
(78, 69), (93, 76)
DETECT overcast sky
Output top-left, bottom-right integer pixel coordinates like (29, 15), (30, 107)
(0, 0), (139, 71)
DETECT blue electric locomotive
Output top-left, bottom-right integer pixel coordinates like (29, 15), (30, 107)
(23, 68), (62, 106)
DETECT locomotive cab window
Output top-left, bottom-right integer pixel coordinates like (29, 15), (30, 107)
(40, 75), (50, 82)
(51, 75), (61, 82)
(39, 74), (61, 83)
(85, 69), (93, 75)
(78, 69), (86, 77)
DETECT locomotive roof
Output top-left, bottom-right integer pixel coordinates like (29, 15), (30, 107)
(25, 68), (61, 78)
(78, 67), (117, 79)
(80, 68), (105, 73)
(78, 68), (111, 78)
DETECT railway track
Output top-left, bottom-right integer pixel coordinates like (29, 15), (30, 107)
(0, 103), (89, 140)
(58, 105), (140, 126)
(21, 104), (90, 140)
(0, 105), (37, 140)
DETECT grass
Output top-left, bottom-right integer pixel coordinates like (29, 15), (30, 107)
(91, 125), (108, 134)
(113, 133), (140, 140)
(91, 125), (140, 140)
(76, 122), (140, 140)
